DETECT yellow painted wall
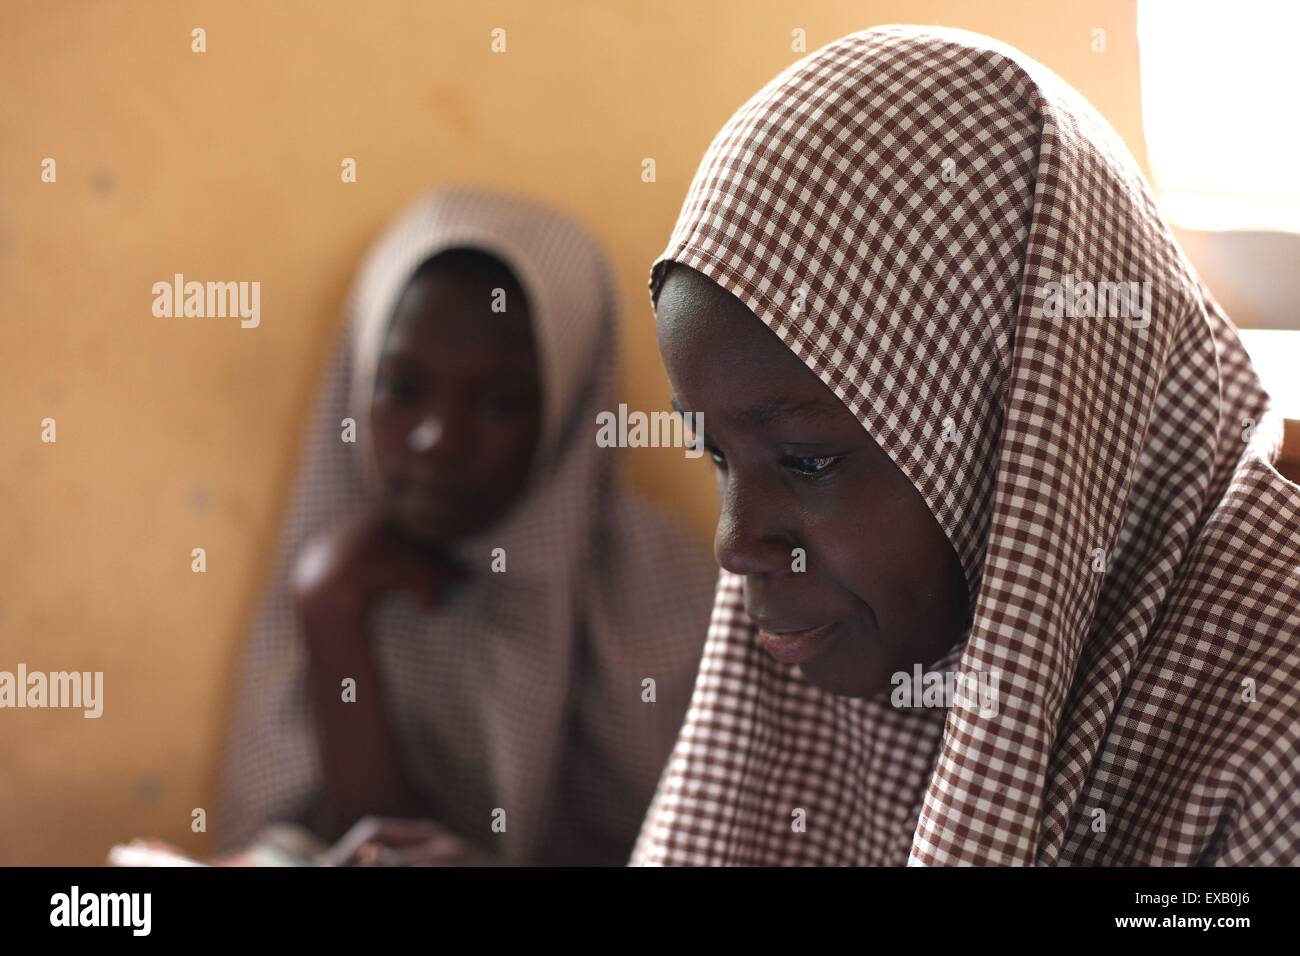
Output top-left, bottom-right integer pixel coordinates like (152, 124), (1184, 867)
(0, 0), (1147, 864)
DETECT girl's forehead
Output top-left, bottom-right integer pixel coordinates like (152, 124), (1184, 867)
(386, 275), (535, 351)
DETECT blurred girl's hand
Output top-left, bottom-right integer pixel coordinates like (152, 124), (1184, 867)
(291, 508), (465, 627)
(325, 817), (496, 867)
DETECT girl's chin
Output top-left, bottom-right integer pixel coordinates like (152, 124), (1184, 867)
(394, 502), (501, 550)
(795, 638), (894, 699)
(390, 504), (457, 545)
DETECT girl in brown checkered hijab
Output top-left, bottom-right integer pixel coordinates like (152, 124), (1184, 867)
(636, 26), (1300, 865)
(217, 188), (713, 865)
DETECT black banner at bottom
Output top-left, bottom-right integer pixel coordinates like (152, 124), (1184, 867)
(0, 865), (1281, 942)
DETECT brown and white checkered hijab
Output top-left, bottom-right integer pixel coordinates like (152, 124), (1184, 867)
(218, 188), (713, 864)
(632, 26), (1300, 866)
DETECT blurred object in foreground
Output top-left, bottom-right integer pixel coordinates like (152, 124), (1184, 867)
(107, 841), (207, 867)
(110, 824), (327, 867)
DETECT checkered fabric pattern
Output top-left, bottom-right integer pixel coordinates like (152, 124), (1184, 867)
(632, 26), (1300, 866)
(216, 188), (715, 864)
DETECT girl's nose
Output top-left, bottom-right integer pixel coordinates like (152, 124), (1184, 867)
(407, 416), (444, 453)
(714, 481), (792, 576)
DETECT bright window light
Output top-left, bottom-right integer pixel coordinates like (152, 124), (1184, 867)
(1138, 0), (1300, 232)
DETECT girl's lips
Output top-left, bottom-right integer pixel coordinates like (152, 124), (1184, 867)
(756, 622), (841, 665)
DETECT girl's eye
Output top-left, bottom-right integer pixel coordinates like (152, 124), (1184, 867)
(783, 454), (842, 478)
(703, 445), (727, 469)
(480, 392), (533, 416)
(376, 376), (420, 404)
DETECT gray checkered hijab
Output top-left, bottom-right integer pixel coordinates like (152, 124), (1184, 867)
(633, 26), (1300, 865)
(218, 188), (714, 864)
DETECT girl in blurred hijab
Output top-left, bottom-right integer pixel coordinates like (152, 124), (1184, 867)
(638, 26), (1300, 865)
(218, 188), (714, 865)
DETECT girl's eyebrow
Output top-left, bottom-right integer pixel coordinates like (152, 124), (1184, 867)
(734, 398), (838, 428)
(671, 394), (836, 428)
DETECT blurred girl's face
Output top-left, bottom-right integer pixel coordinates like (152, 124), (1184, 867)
(369, 253), (543, 545)
(655, 264), (970, 698)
